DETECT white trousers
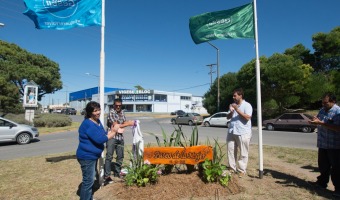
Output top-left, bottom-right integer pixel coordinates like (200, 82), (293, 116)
(227, 132), (252, 173)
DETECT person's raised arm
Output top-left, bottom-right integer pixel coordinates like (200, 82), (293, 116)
(114, 120), (135, 128)
(231, 103), (251, 121)
(107, 124), (124, 139)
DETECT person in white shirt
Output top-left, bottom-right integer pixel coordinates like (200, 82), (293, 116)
(226, 88), (253, 178)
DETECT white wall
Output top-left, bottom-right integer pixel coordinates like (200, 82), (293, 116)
(153, 103), (169, 113)
(68, 89), (208, 114)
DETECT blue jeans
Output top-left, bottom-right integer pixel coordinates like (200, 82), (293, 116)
(78, 159), (96, 200)
(104, 138), (124, 177)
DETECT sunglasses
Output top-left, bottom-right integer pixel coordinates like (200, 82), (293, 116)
(114, 104), (122, 107)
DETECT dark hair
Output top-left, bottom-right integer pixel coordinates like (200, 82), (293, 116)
(85, 101), (101, 119)
(233, 88), (244, 98)
(114, 98), (122, 105)
(322, 92), (336, 103)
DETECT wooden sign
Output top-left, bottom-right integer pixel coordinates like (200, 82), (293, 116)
(144, 145), (213, 165)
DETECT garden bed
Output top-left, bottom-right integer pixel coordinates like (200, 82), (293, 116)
(95, 171), (243, 200)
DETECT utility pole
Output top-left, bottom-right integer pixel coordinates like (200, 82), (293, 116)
(207, 42), (220, 112)
(206, 64), (216, 86)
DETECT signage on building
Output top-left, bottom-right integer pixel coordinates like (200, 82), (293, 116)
(117, 90), (153, 94)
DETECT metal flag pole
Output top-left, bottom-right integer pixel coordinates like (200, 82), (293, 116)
(253, 0), (264, 179)
(98, 0), (106, 187)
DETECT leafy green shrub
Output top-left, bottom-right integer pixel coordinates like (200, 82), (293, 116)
(201, 159), (231, 187)
(124, 143), (161, 187)
(199, 139), (231, 187)
(1, 113), (72, 127)
(33, 114), (72, 127)
(1, 113), (31, 125)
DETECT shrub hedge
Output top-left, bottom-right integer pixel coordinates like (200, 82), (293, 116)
(33, 114), (72, 127)
(1, 113), (72, 127)
(1, 113), (29, 125)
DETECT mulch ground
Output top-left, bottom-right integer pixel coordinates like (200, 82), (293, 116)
(94, 171), (243, 200)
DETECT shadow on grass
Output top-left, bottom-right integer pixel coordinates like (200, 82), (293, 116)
(45, 154), (76, 163)
(264, 169), (335, 199)
(301, 164), (319, 173)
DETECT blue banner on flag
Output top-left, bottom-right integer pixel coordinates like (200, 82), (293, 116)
(23, 0), (102, 30)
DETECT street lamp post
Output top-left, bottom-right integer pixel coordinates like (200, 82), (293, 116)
(85, 73), (100, 99)
(64, 85), (68, 106)
(207, 42), (220, 112)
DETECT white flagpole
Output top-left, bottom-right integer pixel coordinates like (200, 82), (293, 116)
(253, 0), (264, 179)
(99, 0), (106, 187)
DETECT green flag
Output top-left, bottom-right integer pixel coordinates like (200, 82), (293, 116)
(189, 3), (254, 44)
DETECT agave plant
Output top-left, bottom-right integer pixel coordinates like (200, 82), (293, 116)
(124, 141), (162, 187)
(186, 125), (199, 173)
(147, 126), (184, 174)
(148, 124), (202, 174)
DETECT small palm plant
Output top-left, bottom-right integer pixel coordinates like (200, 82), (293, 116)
(124, 142), (162, 187)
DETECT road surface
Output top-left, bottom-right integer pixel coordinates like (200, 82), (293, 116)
(0, 116), (317, 160)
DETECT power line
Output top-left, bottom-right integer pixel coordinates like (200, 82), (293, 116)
(171, 83), (210, 92)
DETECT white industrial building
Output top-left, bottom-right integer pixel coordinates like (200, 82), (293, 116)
(68, 87), (207, 114)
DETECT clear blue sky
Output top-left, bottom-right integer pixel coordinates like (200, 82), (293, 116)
(0, 0), (339, 106)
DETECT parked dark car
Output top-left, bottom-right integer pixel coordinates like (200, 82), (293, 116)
(61, 108), (77, 115)
(80, 108), (86, 115)
(263, 113), (317, 133)
(170, 110), (186, 116)
(171, 113), (203, 126)
(0, 117), (39, 144)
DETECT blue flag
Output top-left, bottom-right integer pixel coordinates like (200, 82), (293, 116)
(23, 0), (102, 30)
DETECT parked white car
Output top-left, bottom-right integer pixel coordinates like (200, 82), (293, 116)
(0, 117), (39, 144)
(203, 112), (231, 127)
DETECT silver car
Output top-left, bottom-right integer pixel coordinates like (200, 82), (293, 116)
(0, 117), (39, 144)
(203, 112), (231, 127)
(171, 113), (203, 126)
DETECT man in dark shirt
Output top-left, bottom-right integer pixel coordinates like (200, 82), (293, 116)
(308, 92), (340, 197)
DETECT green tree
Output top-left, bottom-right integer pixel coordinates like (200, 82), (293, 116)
(219, 72), (238, 112)
(301, 72), (333, 108)
(284, 43), (314, 67)
(0, 74), (21, 113)
(203, 72), (238, 114)
(329, 70), (340, 98)
(236, 57), (268, 107)
(0, 40), (62, 112)
(312, 26), (340, 72)
(262, 53), (313, 112)
(134, 85), (145, 90)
